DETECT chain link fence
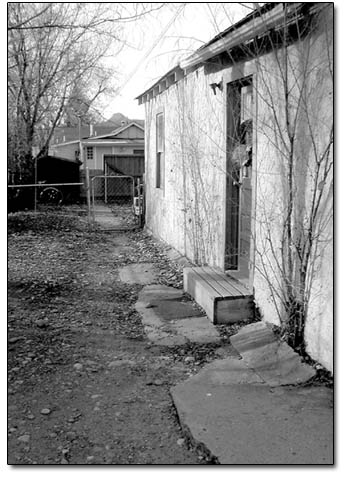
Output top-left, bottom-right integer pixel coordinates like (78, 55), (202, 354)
(8, 182), (84, 213)
(90, 175), (144, 229)
(8, 173), (145, 231)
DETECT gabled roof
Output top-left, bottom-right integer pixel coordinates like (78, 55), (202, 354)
(85, 121), (144, 141)
(52, 126), (116, 144)
(51, 122), (145, 149)
(51, 118), (145, 145)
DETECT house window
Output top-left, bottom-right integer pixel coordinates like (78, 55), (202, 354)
(86, 146), (94, 161)
(156, 112), (164, 188)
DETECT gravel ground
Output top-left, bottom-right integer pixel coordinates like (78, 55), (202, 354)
(7, 209), (239, 465)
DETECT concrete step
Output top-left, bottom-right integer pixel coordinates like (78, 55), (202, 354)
(183, 266), (253, 324)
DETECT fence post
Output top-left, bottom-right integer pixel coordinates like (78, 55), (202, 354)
(91, 176), (95, 222)
(105, 175), (108, 204)
(80, 139), (91, 223)
(86, 168), (91, 223)
(34, 156), (38, 212)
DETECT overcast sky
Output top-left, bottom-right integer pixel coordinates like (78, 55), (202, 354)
(101, 2), (252, 120)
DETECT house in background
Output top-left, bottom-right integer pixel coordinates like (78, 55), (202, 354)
(136, 3), (333, 372)
(49, 121), (145, 197)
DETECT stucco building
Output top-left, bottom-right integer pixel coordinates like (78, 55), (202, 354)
(136, 3), (333, 371)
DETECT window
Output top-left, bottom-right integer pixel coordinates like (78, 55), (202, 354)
(133, 149), (144, 155)
(156, 112), (164, 188)
(240, 84), (253, 123)
(86, 146), (94, 161)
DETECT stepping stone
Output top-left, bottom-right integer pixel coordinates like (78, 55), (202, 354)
(119, 263), (156, 285)
(230, 322), (316, 386)
(136, 285), (220, 346)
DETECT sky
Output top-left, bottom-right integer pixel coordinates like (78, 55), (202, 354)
(99, 2), (252, 120)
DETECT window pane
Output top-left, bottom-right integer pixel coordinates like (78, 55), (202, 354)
(156, 112), (164, 188)
(241, 85), (253, 123)
(86, 147), (93, 160)
(156, 152), (161, 188)
(156, 113), (164, 152)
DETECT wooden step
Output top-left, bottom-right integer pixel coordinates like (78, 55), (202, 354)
(183, 266), (253, 324)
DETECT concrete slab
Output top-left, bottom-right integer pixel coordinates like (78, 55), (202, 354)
(230, 322), (316, 386)
(171, 377), (333, 464)
(146, 296), (203, 321)
(119, 263), (157, 285)
(135, 285), (221, 346)
(183, 357), (265, 385)
(171, 317), (221, 344)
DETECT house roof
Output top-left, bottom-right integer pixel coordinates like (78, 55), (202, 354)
(187, 3), (277, 55)
(51, 119), (145, 145)
(51, 123), (144, 152)
(51, 126), (116, 144)
(136, 2), (323, 104)
(84, 122), (144, 141)
(81, 140), (144, 147)
(51, 122), (144, 149)
(135, 65), (184, 102)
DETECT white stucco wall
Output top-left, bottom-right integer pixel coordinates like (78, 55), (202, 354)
(144, 6), (333, 371)
(145, 68), (230, 267)
(252, 8), (333, 372)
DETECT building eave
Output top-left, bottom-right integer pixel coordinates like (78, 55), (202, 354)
(135, 65), (185, 105)
(179, 3), (287, 69)
(136, 2), (321, 105)
(82, 139), (144, 147)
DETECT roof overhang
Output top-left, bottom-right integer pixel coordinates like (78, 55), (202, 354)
(179, 3), (286, 69)
(136, 2), (323, 105)
(82, 139), (144, 147)
(135, 66), (185, 105)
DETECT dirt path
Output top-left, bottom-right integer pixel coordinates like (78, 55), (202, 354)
(8, 212), (221, 465)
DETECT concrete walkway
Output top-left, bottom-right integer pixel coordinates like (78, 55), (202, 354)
(92, 204), (138, 231)
(125, 262), (333, 464)
(119, 262), (220, 346)
(171, 322), (333, 465)
(135, 285), (221, 346)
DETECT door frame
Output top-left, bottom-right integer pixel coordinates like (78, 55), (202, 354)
(222, 66), (257, 291)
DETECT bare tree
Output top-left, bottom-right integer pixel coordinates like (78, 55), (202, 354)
(7, 2), (164, 182)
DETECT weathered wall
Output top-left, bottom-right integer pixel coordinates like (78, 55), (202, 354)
(145, 67), (231, 267)
(144, 6), (333, 371)
(253, 7), (333, 371)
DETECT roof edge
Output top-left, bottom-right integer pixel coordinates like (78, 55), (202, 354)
(180, 3), (286, 69)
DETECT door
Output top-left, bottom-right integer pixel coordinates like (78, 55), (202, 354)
(225, 78), (253, 283)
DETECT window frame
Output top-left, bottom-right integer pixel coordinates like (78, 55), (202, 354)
(156, 112), (164, 189)
(86, 146), (94, 161)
